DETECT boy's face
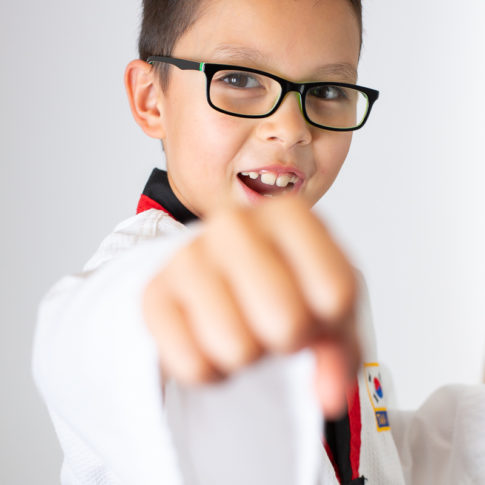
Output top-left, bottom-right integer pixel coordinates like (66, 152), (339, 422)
(155, 0), (361, 217)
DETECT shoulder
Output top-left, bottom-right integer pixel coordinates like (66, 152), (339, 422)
(83, 209), (190, 272)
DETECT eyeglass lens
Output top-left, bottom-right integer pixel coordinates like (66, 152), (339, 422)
(209, 69), (369, 129)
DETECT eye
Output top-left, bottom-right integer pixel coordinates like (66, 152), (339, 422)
(218, 72), (262, 89)
(309, 85), (346, 100)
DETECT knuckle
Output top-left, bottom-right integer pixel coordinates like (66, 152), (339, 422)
(263, 309), (312, 353)
(164, 240), (207, 294)
(222, 339), (261, 371)
(208, 205), (248, 234)
(201, 319), (263, 373)
(326, 269), (358, 321)
(171, 356), (216, 385)
(280, 195), (313, 222)
(171, 239), (202, 271)
(273, 193), (307, 212)
(260, 194), (304, 225)
(205, 207), (250, 250)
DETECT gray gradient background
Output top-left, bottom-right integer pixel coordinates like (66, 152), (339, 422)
(1, 1), (484, 483)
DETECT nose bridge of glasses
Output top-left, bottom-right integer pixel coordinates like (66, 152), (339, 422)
(278, 81), (305, 116)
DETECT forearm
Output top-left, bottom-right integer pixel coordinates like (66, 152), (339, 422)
(32, 230), (195, 484)
(389, 384), (485, 485)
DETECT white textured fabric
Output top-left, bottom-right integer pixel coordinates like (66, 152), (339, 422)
(164, 352), (324, 485)
(82, 209), (191, 272)
(354, 282), (406, 484)
(33, 210), (193, 485)
(33, 208), (485, 484)
(390, 385), (485, 485)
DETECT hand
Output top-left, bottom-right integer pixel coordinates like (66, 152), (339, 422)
(143, 196), (360, 418)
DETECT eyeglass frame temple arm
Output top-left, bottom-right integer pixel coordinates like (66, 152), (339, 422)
(147, 56), (204, 72)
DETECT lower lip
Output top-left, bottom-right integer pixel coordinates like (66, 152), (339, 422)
(237, 176), (265, 204)
(236, 175), (302, 204)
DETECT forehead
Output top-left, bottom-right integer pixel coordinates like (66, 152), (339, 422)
(173, 0), (360, 81)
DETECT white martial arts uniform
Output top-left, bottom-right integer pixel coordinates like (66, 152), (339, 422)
(32, 170), (485, 485)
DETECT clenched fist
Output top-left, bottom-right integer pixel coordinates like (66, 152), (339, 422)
(143, 196), (360, 417)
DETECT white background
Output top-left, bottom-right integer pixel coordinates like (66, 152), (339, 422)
(1, 1), (484, 483)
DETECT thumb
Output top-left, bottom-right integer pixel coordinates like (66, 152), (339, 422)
(310, 332), (360, 419)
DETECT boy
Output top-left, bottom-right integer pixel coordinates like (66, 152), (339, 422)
(33, 0), (485, 484)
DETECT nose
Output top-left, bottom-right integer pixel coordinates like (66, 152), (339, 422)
(255, 92), (312, 148)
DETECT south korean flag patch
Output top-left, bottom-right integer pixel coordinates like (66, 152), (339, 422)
(364, 363), (390, 431)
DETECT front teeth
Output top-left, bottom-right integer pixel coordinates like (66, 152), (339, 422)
(241, 171), (298, 188)
(260, 172), (277, 185)
(276, 174), (290, 187)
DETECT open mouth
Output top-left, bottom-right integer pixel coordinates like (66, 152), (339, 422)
(237, 170), (301, 197)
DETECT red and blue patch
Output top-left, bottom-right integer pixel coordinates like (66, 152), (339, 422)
(364, 363), (390, 431)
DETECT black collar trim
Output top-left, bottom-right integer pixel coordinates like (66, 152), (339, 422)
(142, 168), (198, 224)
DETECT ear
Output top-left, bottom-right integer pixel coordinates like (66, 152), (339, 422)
(124, 59), (166, 139)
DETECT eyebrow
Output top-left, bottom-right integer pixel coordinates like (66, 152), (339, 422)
(210, 45), (268, 64)
(209, 45), (358, 82)
(313, 63), (358, 83)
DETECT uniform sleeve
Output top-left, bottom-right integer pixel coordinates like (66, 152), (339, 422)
(389, 384), (485, 484)
(32, 226), (197, 485)
(32, 218), (328, 485)
(354, 271), (485, 484)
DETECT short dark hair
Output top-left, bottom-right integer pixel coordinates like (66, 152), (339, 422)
(349, 0), (363, 47)
(138, 0), (363, 89)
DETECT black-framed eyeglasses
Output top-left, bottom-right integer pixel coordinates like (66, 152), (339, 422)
(147, 56), (379, 132)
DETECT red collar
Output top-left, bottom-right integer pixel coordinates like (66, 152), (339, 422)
(136, 168), (198, 224)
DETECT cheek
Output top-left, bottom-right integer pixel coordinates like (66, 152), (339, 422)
(170, 97), (252, 174)
(163, 86), (255, 213)
(316, 132), (353, 176)
(308, 132), (353, 201)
